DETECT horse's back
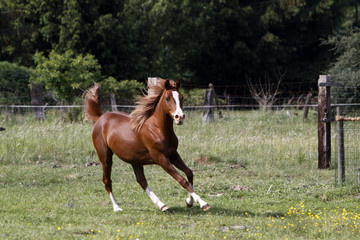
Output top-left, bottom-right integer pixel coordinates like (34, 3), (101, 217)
(92, 112), (151, 164)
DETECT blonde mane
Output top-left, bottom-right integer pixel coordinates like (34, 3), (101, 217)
(130, 79), (175, 132)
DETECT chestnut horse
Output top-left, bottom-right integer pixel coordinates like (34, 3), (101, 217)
(84, 79), (210, 212)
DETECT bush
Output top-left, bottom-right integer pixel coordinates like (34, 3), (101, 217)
(30, 50), (102, 103)
(182, 88), (205, 106)
(182, 87), (226, 106)
(0, 61), (31, 105)
(99, 77), (145, 104)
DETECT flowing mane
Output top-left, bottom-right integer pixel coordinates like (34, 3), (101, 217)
(130, 78), (173, 132)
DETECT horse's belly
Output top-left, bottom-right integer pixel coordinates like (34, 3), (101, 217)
(113, 144), (155, 165)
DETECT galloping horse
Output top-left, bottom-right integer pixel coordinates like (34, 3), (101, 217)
(84, 79), (210, 212)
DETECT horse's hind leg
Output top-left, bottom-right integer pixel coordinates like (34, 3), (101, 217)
(95, 145), (123, 212)
(132, 165), (169, 212)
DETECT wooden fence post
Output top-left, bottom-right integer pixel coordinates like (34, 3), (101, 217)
(148, 77), (160, 95)
(31, 83), (45, 120)
(209, 83), (223, 118)
(110, 93), (118, 112)
(318, 75), (343, 169)
(224, 90), (231, 111)
(202, 86), (214, 122)
(318, 75), (331, 169)
(303, 92), (312, 121)
(336, 107), (345, 184)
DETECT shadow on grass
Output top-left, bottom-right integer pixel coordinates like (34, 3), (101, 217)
(154, 206), (285, 219)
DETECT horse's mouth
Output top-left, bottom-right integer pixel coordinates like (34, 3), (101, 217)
(175, 119), (184, 125)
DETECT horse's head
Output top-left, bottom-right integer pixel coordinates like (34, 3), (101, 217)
(163, 79), (185, 125)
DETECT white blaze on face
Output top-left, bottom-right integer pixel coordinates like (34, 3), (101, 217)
(172, 91), (185, 124)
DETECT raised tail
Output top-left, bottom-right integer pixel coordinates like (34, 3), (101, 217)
(84, 83), (102, 123)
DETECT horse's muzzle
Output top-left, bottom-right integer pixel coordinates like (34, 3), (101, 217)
(174, 113), (185, 125)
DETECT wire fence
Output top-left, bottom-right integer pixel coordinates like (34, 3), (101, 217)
(331, 84), (360, 185)
(0, 101), (319, 123)
(333, 107), (360, 185)
(2, 82), (360, 187)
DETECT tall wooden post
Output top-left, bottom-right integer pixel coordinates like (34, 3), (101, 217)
(318, 75), (343, 169)
(318, 75), (331, 169)
(31, 83), (44, 120)
(224, 90), (231, 111)
(209, 83), (223, 118)
(303, 92), (312, 121)
(336, 107), (345, 183)
(110, 93), (118, 112)
(148, 77), (160, 95)
(203, 86), (214, 122)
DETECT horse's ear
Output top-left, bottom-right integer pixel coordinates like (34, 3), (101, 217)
(164, 79), (171, 90)
(176, 79), (181, 89)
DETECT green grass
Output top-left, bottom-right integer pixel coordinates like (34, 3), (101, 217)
(1, 109), (360, 239)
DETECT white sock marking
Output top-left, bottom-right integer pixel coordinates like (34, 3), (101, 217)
(190, 192), (207, 208)
(186, 184), (194, 206)
(109, 192), (123, 212)
(146, 186), (166, 210)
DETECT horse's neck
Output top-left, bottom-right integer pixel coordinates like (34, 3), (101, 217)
(152, 99), (174, 134)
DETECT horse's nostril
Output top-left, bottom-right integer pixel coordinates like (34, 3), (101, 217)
(175, 115), (179, 119)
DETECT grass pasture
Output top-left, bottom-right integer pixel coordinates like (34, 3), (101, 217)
(1, 109), (360, 239)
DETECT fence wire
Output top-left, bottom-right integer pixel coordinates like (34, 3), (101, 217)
(0, 106), (318, 169)
(334, 108), (360, 185)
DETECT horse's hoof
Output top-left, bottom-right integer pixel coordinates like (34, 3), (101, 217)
(201, 204), (211, 211)
(185, 201), (193, 208)
(161, 205), (169, 212)
(113, 206), (123, 212)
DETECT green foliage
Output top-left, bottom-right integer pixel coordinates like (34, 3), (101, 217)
(0, 1), (35, 65)
(1, 0), (353, 90)
(0, 61), (31, 104)
(182, 87), (227, 106)
(182, 88), (205, 106)
(143, 0), (351, 85)
(325, 29), (360, 103)
(30, 50), (102, 103)
(99, 77), (145, 104)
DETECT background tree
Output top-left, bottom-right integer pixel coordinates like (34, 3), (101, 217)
(0, 1), (37, 65)
(325, 29), (360, 103)
(0, 0), (355, 99)
(0, 61), (31, 105)
(30, 50), (102, 103)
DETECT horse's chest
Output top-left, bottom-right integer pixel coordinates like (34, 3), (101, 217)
(146, 132), (178, 152)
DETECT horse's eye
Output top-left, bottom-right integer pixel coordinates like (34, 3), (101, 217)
(165, 97), (170, 101)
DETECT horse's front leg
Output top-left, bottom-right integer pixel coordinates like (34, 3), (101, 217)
(132, 164), (169, 212)
(170, 153), (195, 208)
(154, 151), (210, 211)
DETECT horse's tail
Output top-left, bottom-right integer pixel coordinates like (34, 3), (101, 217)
(84, 83), (102, 123)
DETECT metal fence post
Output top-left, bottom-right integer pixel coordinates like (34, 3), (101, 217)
(336, 107), (345, 184)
